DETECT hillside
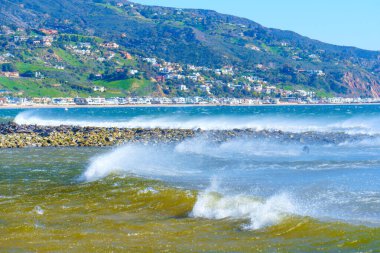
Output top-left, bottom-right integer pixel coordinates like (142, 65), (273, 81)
(0, 0), (379, 98)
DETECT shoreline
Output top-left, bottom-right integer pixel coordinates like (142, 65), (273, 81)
(1, 102), (380, 109)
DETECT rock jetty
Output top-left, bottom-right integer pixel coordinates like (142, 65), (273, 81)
(0, 122), (367, 148)
(0, 122), (196, 148)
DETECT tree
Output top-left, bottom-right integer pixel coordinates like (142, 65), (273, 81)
(20, 70), (34, 77)
(1, 63), (17, 72)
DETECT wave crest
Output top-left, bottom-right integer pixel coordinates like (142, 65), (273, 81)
(191, 180), (296, 230)
(13, 110), (380, 134)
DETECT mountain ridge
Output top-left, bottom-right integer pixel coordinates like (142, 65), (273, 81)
(0, 0), (379, 97)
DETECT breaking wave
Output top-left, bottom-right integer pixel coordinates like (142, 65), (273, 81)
(13, 110), (380, 134)
(81, 136), (380, 230)
(191, 179), (296, 230)
(82, 136), (380, 182)
(82, 144), (201, 182)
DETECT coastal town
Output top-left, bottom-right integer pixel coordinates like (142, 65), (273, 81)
(1, 27), (379, 107)
(1, 6), (379, 107)
(1, 95), (379, 107)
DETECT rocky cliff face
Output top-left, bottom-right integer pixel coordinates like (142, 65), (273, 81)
(343, 72), (380, 98)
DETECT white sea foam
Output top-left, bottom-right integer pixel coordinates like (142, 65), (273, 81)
(339, 137), (380, 147)
(137, 187), (159, 195)
(34, 206), (44, 215)
(82, 144), (200, 182)
(82, 138), (306, 182)
(83, 134), (380, 182)
(13, 110), (380, 134)
(175, 137), (304, 158)
(191, 179), (296, 230)
(81, 137), (380, 228)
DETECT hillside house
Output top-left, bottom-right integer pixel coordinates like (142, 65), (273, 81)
(253, 84), (263, 93)
(129, 69), (139, 75)
(101, 42), (120, 49)
(264, 86), (277, 94)
(14, 36), (29, 42)
(43, 41), (52, 47)
(0, 71), (20, 78)
(179, 85), (188, 91)
(143, 58), (157, 64)
(92, 86), (106, 92)
(199, 85), (211, 94)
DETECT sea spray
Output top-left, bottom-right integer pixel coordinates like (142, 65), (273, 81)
(80, 130), (380, 227)
(191, 179), (296, 230)
(82, 143), (200, 182)
(13, 109), (380, 134)
(33, 206), (44, 215)
(175, 136), (304, 158)
(83, 135), (380, 183)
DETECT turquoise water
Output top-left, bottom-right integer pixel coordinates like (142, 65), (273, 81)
(1, 105), (380, 251)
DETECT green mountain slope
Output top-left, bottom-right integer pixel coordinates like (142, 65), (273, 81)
(0, 0), (379, 97)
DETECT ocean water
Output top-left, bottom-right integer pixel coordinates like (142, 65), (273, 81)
(1, 105), (380, 252)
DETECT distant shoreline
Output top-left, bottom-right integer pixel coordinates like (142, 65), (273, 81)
(1, 102), (380, 109)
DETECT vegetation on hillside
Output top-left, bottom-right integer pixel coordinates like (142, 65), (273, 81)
(0, 0), (379, 97)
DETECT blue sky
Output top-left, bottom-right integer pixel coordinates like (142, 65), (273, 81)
(132, 0), (380, 51)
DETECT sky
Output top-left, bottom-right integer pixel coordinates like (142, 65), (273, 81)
(132, 0), (380, 51)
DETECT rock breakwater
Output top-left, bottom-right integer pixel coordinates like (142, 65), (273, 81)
(0, 122), (196, 148)
(0, 122), (367, 148)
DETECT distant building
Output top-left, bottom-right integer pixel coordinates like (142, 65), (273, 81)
(173, 97), (186, 104)
(199, 85), (211, 94)
(253, 84), (263, 93)
(32, 97), (52, 104)
(74, 98), (88, 105)
(246, 44), (261, 51)
(79, 42), (92, 49)
(143, 58), (158, 64)
(87, 97), (106, 105)
(43, 41), (52, 47)
(0, 72), (20, 78)
(100, 42), (120, 49)
(179, 85), (188, 91)
(129, 69), (139, 75)
(92, 86), (106, 92)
